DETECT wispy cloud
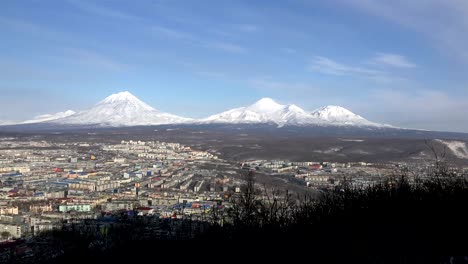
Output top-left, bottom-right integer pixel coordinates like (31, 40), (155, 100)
(68, 1), (251, 55)
(207, 24), (261, 39)
(361, 89), (468, 132)
(0, 87), (72, 121)
(66, 0), (140, 21)
(0, 16), (67, 40)
(0, 61), (59, 81)
(281, 48), (297, 54)
(204, 41), (247, 53)
(0, 16), (130, 72)
(151, 25), (194, 40)
(233, 24), (259, 33)
(149, 25), (247, 54)
(194, 71), (227, 78)
(343, 0), (468, 62)
(308, 56), (385, 77)
(210, 23), (260, 38)
(63, 48), (129, 71)
(370, 53), (416, 68)
(307, 56), (411, 83)
(249, 78), (318, 93)
(0, 17), (43, 32)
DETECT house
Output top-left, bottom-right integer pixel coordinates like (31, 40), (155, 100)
(0, 206), (18, 215)
(58, 204), (92, 213)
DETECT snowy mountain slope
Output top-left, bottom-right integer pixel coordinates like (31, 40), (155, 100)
(200, 98), (322, 126)
(53, 91), (191, 126)
(310, 105), (384, 127)
(244, 98), (285, 114)
(201, 98), (385, 127)
(22, 110), (76, 124)
(276, 104), (323, 126)
(0, 120), (14, 126)
(201, 98), (288, 124)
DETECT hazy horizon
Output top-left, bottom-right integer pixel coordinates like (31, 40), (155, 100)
(1, 1), (468, 132)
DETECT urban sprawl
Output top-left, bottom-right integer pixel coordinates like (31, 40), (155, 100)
(0, 137), (466, 247)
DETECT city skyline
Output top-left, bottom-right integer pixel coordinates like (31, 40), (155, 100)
(1, 1), (468, 132)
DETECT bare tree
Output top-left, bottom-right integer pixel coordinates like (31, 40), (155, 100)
(258, 185), (295, 227)
(1, 231), (10, 240)
(424, 139), (454, 181)
(229, 170), (261, 227)
(425, 139), (447, 166)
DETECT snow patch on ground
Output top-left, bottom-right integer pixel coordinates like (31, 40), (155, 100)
(340, 139), (365, 142)
(436, 139), (468, 159)
(351, 149), (372, 155)
(314, 147), (343, 154)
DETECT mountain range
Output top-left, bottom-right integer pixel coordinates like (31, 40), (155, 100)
(199, 97), (388, 127)
(2, 91), (391, 128)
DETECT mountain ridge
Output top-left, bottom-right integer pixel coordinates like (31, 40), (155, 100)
(3, 92), (390, 128)
(200, 97), (387, 128)
(22, 110), (76, 124)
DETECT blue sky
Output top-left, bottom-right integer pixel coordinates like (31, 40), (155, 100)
(1, 0), (468, 132)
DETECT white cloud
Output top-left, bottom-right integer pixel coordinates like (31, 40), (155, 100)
(370, 53), (416, 68)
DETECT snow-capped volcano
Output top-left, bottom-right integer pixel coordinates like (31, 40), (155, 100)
(201, 98), (320, 126)
(53, 91), (191, 126)
(22, 110), (76, 124)
(246, 98), (285, 113)
(311, 105), (382, 126)
(201, 98), (385, 127)
(276, 104), (321, 125)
